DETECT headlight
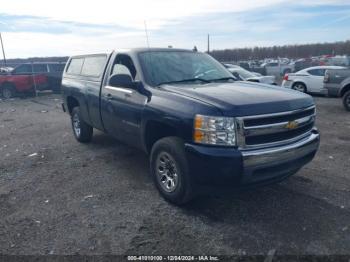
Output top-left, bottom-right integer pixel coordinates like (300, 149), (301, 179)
(193, 115), (236, 146)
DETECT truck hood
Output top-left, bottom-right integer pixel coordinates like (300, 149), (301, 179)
(161, 81), (314, 116)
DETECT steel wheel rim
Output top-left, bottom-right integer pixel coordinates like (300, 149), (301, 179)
(72, 114), (81, 137)
(294, 84), (305, 92)
(3, 89), (11, 99)
(156, 152), (179, 193)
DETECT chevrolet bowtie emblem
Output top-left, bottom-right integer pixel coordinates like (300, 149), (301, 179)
(286, 121), (299, 129)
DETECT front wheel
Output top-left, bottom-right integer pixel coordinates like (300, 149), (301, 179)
(343, 91), (350, 112)
(71, 107), (93, 143)
(2, 85), (15, 99)
(150, 137), (194, 205)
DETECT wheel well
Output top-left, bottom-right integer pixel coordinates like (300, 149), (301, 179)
(67, 96), (79, 114)
(144, 121), (178, 153)
(341, 84), (350, 97)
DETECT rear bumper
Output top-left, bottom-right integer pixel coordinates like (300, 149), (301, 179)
(324, 84), (341, 97)
(185, 129), (320, 187)
(281, 80), (293, 88)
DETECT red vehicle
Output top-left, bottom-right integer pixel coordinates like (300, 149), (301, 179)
(0, 63), (48, 98)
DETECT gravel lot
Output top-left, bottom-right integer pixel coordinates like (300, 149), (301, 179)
(0, 94), (349, 256)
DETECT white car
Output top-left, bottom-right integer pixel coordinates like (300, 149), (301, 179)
(282, 66), (346, 94)
(224, 64), (276, 85)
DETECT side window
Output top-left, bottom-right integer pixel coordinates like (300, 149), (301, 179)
(318, 69), (326, 76)
(14, 64), (32, 74)
(67, 58), (84, 75)
(111, 54), (137, 79)
(48, 64), (65, 72)
(308, 69), (325, 76)
(81, 55), (107, 77)
(33, 64), (48, 73)
(112, 64), (132, 77)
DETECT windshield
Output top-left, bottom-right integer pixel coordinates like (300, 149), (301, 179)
(138, 51), (233, 86)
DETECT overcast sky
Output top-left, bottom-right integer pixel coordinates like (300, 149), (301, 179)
(0, 0), (350, 58)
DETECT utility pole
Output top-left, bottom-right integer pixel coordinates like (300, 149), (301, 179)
(207, 34), (210, 54)
(0, 33), (6, 66)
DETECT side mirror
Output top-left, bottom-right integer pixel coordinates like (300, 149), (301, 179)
(108, 74), (135, 89)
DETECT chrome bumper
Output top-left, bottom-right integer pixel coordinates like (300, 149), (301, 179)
(242, 130), (319, 169)
(239, 129), (319, 184)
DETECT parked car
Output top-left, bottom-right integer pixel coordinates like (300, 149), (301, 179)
(27, 62), (66, 93)
(291, 58), (320, 72)
(326, 56), (350, 67)
(62, 48), (319, 205)
(224, 64), (276, 85)
(0, 62), (65, 98)
(261, 61), (294, 76)
(324, 68), (350, 111)
(281, 66), (346, 95)
(0, 66), (13, 74)
(0, 64), (48, 98)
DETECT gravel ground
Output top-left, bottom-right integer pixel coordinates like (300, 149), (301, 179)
(0, 94), (349, 256)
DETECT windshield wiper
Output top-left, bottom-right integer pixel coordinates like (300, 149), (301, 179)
(207, 77), (236, 82)
(157, 78), (210, 86)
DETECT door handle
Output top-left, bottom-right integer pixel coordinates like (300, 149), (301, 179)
(124, 93), (131, 98)
(106, 93), (113, 100)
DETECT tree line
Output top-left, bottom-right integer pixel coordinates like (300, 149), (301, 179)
(210, 40), (350, 62)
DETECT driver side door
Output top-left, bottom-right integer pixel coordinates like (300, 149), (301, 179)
(100, 54), (147, 148)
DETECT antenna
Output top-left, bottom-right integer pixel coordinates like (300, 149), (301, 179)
(207, 34), (210, 54)
(144, 20), (150, 48)
(0, 32), (7, 66)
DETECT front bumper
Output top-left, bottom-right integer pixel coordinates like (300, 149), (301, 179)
(185, 129), (320, 187)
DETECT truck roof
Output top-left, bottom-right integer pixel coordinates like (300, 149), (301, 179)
(69, 48), (195, 59)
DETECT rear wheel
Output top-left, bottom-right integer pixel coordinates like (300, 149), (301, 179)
(292, 82), (307, 93)
(343, 91), (350, 112)
(71, 107), (93, 143)
(1, 84), (15, 99)
(150, 137), (194, 205)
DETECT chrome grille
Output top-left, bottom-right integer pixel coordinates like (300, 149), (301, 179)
(236, 106), (316, 149)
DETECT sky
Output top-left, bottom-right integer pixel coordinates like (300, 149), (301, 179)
(0, 0), (350, 58)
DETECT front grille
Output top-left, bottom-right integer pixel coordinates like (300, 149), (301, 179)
(236, 106), (316, 149)
(244, 107), (315, 127)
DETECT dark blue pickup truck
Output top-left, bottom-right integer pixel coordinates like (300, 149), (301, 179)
(61, 48), (320, 204)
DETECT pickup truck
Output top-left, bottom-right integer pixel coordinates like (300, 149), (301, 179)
(61, 48), (320, 204)
(324, 68), (350, 111)
(261, 61), (294, 76)
(0, 63), (48, 98)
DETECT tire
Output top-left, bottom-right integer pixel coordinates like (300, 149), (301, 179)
(343, 91), (350, 112)
(150, 137), (193, 205)
(292, 82), (307, 93)
(71, 107), (93, 143)
(1, 84), (15, 99)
